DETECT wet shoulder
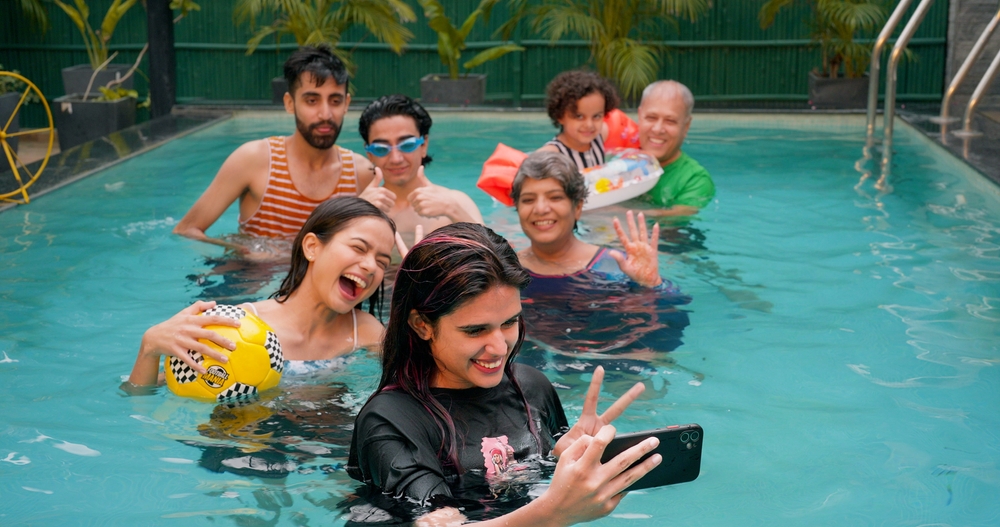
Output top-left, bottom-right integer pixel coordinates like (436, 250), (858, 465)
(510, 364), (556, 397)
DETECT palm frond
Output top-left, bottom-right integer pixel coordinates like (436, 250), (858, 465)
(758, 0), (798, 29)
(598, 37), (659, 99)
(495, 0), (529, 40)
(534, 4), (603, 42)
(245, 25), (279, 54)
(336, 2), (414, 53)
(650, 0), (711, 22)
(820, 0), (886, 32)
(238, 0), (413, 56)
(16, 0), (50, 33)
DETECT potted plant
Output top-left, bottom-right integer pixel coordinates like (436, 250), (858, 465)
(1, 65), (41, 155)
(418, 0), (524, 106)
(759, 0), (888, 108)
(234, 0), (416, 103)
(52, 47), (148, 151)
(507, 0), (708, 101)
(52, 0), (141, 95)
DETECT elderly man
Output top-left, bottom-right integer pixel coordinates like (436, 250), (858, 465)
(638, 80), (715, 217)
(357, 94), (483, 250)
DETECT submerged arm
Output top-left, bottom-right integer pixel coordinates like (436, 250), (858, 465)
(173, 141), (266, 252)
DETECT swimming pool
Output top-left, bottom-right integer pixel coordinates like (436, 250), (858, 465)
(1, 112), (998, 526)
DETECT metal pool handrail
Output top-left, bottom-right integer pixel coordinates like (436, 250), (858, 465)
(866, 0), (917, 147)
(955, 48), (1000, 137)
(881, 0), (937, 177)
(937, 5), (1000, 138)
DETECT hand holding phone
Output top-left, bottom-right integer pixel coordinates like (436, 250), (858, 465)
(600, 423), (703, 491)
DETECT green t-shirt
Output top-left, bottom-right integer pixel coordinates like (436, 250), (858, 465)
(645, 152), (715, 209)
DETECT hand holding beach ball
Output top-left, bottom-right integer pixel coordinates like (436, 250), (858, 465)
(165, 305), (284, 402)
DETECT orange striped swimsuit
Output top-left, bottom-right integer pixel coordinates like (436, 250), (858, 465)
(240, 136), (359, 238)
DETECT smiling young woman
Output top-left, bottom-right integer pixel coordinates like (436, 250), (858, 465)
(126, 196), (396, 387)
(347, 222), (661, 526)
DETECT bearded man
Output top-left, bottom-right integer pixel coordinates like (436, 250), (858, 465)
(173, 45), (377, 253)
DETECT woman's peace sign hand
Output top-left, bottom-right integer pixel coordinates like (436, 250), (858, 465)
(552, 366), (645, 457)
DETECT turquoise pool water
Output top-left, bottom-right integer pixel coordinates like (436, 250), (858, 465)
(2, 112), (999, 526)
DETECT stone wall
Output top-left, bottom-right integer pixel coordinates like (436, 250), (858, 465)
(946, 0), (1000, 110)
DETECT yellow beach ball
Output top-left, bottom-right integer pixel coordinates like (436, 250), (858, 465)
(165, 305), (283, 402)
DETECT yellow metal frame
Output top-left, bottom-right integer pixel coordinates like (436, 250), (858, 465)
(1, 71), (55, 204)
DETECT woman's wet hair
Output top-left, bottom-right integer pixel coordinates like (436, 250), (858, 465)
(357, 94), (434, 167)
(271, 196), (395, 318)
(545, 70), (620, 129)
(511, 150), (590, 207)
(374, 223), (537, 470)
(284, 44), (350, 96)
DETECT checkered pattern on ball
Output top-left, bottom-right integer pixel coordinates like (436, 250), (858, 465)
(204, 304), (246, 320)
(164, 305), (284, 402)
(218, 382), (258, 401)
(168, 351), (203, 384)
(265, 331), (284, 373)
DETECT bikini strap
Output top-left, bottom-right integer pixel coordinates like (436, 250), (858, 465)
(351, 309), (358, 351)
(243, 302), (259, 316)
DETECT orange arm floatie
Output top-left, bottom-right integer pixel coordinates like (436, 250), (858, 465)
(476, 143), (528, 206)
(603, 109), (640, 150)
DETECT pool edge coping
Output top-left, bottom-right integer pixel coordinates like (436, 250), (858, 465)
(0, 111), (234, 214)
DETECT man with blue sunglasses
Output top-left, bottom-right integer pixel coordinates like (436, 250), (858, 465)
(358, 95), (483, 252)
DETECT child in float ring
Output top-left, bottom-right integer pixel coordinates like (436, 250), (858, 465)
(126, 196), (396, 387)
(347, 222), (661, 526)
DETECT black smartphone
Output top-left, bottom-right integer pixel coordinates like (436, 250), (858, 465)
(599, 423), (703, 491)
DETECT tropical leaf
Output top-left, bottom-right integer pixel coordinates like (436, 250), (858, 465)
(457, 0), (501, 41)
(652, 0), (710, 22)
(170, 0), (201, 18)
(533, 4), (602, 42)
(599, 38), (659, 99)
(237, 0), (413, 57)
(495, 0), (529, 41)
(52, 0), (86, 33)
(760, 0), (888, 78)
(73, 0), (89, 22)
(245, 25), (279, 54)
(15, 0), (50, 33)
(420, 0), (522, 79)
(100, 0), (139, 45)
(758, 0), (797, 29)
(463, 43), (525, 70)
(822, 0), (886, 31)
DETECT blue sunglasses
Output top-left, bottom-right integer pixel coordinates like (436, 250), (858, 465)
(364, 137), (425, 157)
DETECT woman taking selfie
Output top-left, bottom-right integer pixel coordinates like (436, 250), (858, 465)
(347, 223), (661, 526)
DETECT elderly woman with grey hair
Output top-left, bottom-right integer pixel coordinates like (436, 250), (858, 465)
(512, 150), (665, 288)
(512, 150), (690, 367)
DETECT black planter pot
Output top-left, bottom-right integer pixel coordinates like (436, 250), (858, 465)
(61, 64), (134, 97)
(808, 71), (869, 109)
(0, 92), (21, 154)
(420, 74), (486, 106)
(272, 77), (288, 105)
(53, 94), (136, 151)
